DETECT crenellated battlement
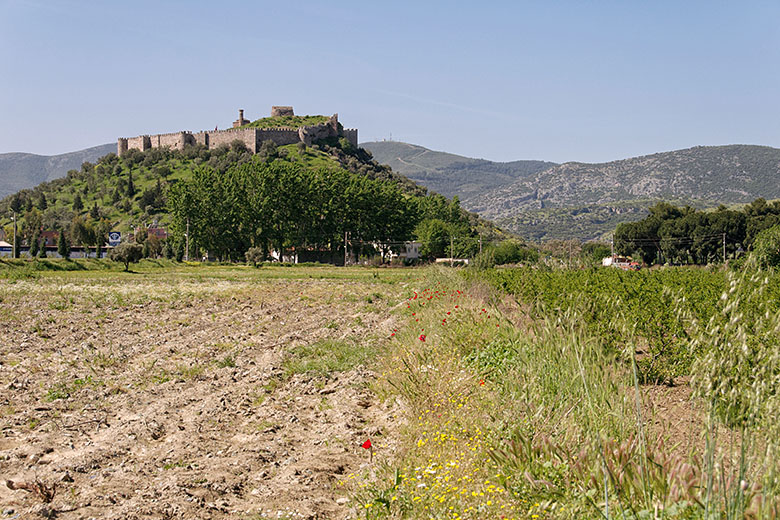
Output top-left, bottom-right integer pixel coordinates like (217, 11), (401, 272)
(117, 107), (357, 157)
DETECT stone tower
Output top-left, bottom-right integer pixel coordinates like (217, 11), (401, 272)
(232, 109), (248, 128)
(271, 106), (294, 117)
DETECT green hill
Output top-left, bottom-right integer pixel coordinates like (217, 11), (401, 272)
(361, 141), (556, 205)
(241, 115), (330, 129)
(0, 144), (115, 198)
(0, 137), (506, 260)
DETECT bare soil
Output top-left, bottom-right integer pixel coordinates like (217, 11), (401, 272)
(0, 268), (409, 519)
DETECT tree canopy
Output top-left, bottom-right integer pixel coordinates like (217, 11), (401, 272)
(615, 199), (780, 265)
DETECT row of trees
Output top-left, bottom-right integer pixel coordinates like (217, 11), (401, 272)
(168, 160), (436, 261)
(615, 199), (780, 265)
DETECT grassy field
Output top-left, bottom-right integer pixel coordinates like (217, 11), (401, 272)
(1, 260), (778, 518)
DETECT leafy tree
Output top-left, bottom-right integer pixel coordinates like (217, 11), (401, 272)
(153, 165), (171, 178)
(145, 235), (163, 258)
(10, 194), (23, 214)
(752, 224), (780, 268)
(29, 230), (40, 257)
(70, 216), (94, 255)
(492, 239), (539, 265)
(258, 140), (278, 161)
(90, 202), (100, 219)
(127, 170), (135, 198)
(23, 209), (42, 241)
(57, 230), (70, 259)
(162, 239), (174, 259)
(616, 200), (768, 265)
(109, 243), (143, 271)
(139, 180), (165, 212)
(582, 241), (611, 264)
(73, 193), (83, 212)
(175, 240), (185, 262)
(415, 219), (450, 258)
(38, 240), (47, 258)
(245, 247), (264, 267)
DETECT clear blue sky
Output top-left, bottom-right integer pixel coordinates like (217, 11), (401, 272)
(1, 0), (778, 163)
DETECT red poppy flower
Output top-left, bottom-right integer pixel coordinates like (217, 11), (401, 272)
(479, 379), (485, 386)
(362, 439), (372, 449)
(419, 334), (426, 342)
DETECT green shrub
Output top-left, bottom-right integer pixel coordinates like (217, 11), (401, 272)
(752, 224), (780, 268)
(245, 247), (265, 267)
(109, 243), (144, 271)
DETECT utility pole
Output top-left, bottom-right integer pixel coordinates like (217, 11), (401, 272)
(478, 236), (482, 255)
(185, 218), (190, 262)
(723, 233), (726, 264)
(11, 211), (16, 258)
(12, 211), (17, 259)
(611, 234), (615, 258)
(450, 235), (454, 267)
(344, 231), (348, 266)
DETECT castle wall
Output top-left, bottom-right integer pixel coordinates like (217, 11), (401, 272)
(256, 127), (301, 147)
(206, 127), (258, 152)
(126, 136), (150, 153)
(194, 132), (209, 147)
(343, 129), (358, 148)
(155, 131), (186, 150)
(118, 110), (358, 157)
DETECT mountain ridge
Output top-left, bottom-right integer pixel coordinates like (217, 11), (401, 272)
(3, 140), (780, 242)
(0, 143), (115, 198)
(360, 141), (557, 205)
(365, 141), (780, 240)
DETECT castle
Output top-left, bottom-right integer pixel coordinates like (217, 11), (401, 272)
(117, 106), (358, 157)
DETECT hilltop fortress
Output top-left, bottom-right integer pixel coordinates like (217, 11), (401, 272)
(117, 106), (358, 157)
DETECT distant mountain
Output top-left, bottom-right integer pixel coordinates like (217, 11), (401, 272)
(6, 139), (780, 242)
(0, 143), (115, 198)
(361, 141), (556, 206)
(472, 144), (780, 240)
(365, 142), (780, 241)
(475, 145), (780, 218)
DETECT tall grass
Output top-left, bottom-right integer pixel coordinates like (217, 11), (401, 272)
(352, 265), (780, 518)
(688, 262), (780, 518)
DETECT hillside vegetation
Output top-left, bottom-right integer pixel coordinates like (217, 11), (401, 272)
(0, 137), (505, 261)
(0, 144), (114, 198)
(361, 141), (556, 205)
(6, 140), (779, 243)
(477, 144), (780, 240)
(365, 142), (780, 241)
(241, 115), (330, 129)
